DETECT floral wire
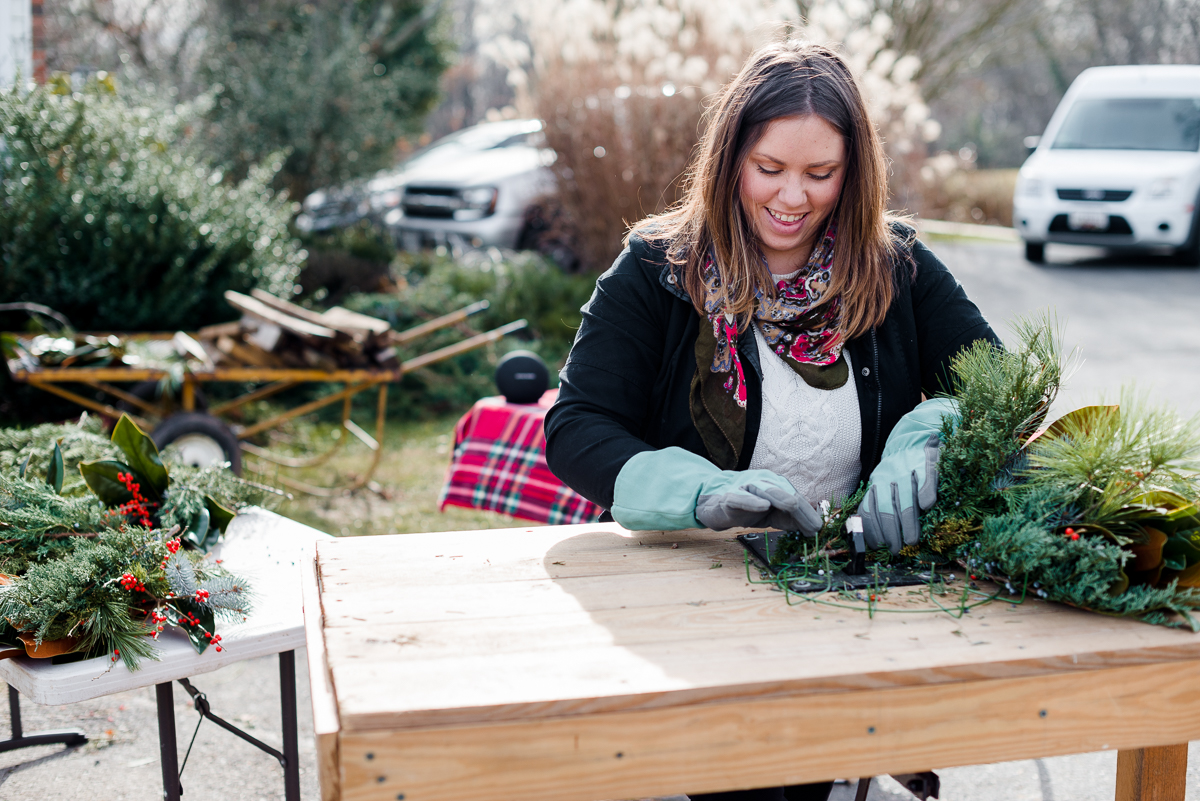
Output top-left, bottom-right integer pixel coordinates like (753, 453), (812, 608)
(741, 550), (1020, 617)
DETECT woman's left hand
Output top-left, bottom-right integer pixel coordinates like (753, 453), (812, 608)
(859, 398), (959, 553)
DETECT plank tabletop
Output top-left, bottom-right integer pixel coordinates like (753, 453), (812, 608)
(313, 522), (1200, 736)
(0, 508), (331, 705)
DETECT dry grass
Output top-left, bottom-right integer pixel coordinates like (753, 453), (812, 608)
(917, 168), (1018, 227)
(250, 416), (527, 538)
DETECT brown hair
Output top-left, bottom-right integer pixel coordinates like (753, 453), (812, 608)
(629, 40), (907, 338)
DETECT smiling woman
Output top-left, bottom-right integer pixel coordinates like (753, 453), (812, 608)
(544, 41), (1000, 801)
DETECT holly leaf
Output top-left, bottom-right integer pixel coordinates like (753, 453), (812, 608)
(78, 460), (135, 506)
(110, 415), (168, 500)
(204, 495), (236, 533)
(169, 601), (216, 655)
(45, 441), (64, 494)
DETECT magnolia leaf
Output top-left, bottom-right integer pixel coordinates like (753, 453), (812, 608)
(17, 454), (29, 479)
(45, 441), (64, 494)
(204, 495), (236, 533)
(183, 507), (211, 549)
(1111, 568), (1130, 596)
(110, 415), (168, 500)
(1028, 405), (1120, 447)
(78, 460), (136, 506)
(1128, 526), (1168, 573)
(1174, 561), (1200, 588)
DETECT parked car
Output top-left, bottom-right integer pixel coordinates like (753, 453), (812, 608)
(1013, 65), (1200, 264)
(297, 119), (557, 251)
(382, 118), (557, 251)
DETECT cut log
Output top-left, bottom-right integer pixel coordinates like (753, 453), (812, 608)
(224, 291), (337, 342)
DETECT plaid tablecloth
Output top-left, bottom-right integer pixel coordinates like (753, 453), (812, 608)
(439, 389), (603, 525)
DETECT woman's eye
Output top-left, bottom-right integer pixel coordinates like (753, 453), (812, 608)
(811, 171), (834, 181)
(756, 165), (782, 176)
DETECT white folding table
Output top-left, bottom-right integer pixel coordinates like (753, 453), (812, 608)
(0, 508), (330, 801)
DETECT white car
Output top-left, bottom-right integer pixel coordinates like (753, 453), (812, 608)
(1013, 65), (1200, 264)
(379, 118), (557, 251)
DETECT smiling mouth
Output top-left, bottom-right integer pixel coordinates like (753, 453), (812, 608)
(767, 208), (806, 224)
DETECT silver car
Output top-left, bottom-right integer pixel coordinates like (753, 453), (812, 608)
(377, 119), (557, 251)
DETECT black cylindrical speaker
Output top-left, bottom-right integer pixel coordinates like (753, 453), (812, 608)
(495, 350), (549, 404)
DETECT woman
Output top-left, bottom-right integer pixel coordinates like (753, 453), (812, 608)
(544, 40), (999, 801)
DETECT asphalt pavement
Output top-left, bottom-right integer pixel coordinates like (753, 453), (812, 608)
(2, 238), (1199, 800)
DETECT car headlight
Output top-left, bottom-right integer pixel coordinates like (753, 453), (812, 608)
(1148, 177), (1176, 198)
(461, 187), (498, 211)
(1017, 176), (1043, 198)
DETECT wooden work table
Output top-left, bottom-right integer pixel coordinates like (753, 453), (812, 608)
(302, 523), (1200, 801)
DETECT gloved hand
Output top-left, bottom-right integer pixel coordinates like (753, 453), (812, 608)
(859, 398), (959, 554)
(611, 446), (822, 534)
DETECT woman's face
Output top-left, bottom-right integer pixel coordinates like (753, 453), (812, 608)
(738, 114), (846, 275)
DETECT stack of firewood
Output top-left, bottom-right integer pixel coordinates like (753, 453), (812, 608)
(191, 290), (400, 372)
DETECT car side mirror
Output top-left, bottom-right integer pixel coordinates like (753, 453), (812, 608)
(1023, 135), (1041, 155)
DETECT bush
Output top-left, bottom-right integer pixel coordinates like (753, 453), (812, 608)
(340, 249), (596, 419)
(0, 78), (304, 332)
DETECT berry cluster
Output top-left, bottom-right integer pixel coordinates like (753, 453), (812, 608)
(118, 572), (146, 592)
(110, 648), (120, 662)
(204, 632), (224, 652)
(1065, 527), (1081, 540)
(194, 589), (210, 603)
(116, 472), (155, 527)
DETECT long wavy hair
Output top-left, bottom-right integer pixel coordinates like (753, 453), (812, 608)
(630, 40), (906, 337)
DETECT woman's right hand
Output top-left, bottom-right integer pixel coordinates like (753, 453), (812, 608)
(611, 447), (822, 535)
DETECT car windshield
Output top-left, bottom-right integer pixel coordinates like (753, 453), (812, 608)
(404, 122), (543, 169)
(1052, 97), (1200, 151)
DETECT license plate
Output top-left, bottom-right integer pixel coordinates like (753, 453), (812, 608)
(1068, 211), (1109, 231)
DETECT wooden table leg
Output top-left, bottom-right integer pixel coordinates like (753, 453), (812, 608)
(1116, 744), (1189, 801)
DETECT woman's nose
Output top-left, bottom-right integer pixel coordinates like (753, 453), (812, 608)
(777, 177), (807, 208)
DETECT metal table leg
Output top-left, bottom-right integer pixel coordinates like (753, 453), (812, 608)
(280, 650), (301, 801)
(161, 652), (302, 801)
(156, 682), (182, 801)
(0, 684), (87, 754)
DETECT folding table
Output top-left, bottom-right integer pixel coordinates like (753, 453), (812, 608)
(0, 508), (331, 801)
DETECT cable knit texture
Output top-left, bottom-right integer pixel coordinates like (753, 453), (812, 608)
(748, 325), (862, 504)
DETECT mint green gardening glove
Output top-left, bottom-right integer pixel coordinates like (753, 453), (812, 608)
(859, 398), (960, 554)
(611, 446), (823, 534)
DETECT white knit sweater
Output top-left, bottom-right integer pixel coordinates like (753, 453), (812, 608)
(747, 325), (862, 504)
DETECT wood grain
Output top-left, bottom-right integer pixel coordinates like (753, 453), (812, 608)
(309, 523), (1200, 800)
(335, 660), (1200, 801)
(1116, 745), (1189, 801)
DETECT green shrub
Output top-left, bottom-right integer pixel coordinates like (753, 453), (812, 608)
(0, 78), (304, 332)
(340, 249), (597, 419)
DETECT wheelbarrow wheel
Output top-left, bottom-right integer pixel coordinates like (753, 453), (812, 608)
(152, 413), (242, 475)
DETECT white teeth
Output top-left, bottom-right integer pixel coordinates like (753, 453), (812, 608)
(768, 209), (804, 223)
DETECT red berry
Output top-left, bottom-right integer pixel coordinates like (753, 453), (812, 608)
(215, 646), (223, 652)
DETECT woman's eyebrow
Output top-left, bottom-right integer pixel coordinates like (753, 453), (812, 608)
(752, 152), (842, 169)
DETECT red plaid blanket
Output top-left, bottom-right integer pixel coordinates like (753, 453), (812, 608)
(439, 390), (603, 525)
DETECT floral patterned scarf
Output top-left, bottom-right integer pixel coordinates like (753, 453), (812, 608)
(689, 222), (849, 468)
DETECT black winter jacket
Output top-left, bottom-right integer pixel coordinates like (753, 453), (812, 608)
(544, 232), (1000, 512)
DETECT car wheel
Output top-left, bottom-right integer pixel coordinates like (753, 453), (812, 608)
(152, 413), (242, 475)
(1024, 242), (1046, 263)
(1174, 209), (1200, 266)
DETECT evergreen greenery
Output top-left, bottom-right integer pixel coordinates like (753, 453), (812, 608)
(0, 76), (304, 333)
(0, 415), (272, 667)
(775, 312), (1200, 628)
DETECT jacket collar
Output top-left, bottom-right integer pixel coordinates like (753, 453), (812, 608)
(657, 259), (692, 303)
